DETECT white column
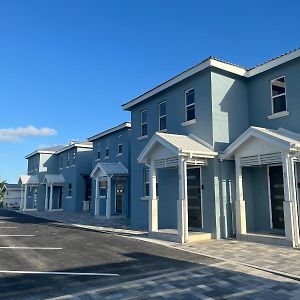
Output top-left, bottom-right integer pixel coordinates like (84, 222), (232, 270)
(235, 158), (247, 235)
(49, 184), (53, 210)
(23, 184), (28, 211)
(45, 184), (48, 210)
(94, 178), (99, 216)
(149, 160), (158, 233)
(20, 185), (24, 210)
(178, 157), (188, 243)
(106, 177), (112, 219)
(282, 153), (300, 247)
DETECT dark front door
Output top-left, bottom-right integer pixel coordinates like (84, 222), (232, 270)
(115, 181), (124, 214)
(58, 186), (63, 209)
(269, 165), (285, 230)
(187, 168), (202, 228)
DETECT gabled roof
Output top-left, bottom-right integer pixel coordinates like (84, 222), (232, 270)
(91, 162), (128, 178)
(18, 175), (39, 185)
(55, 141), (92, 154)
(223, 126), (300, 159)
(25, 145), (65, 159)
(122, 47), (300, 111)
(138, 132), (217, 163)
(4, 183), (21, 190)
(42, 174), (65, 185)
(87, 122), (131, 142)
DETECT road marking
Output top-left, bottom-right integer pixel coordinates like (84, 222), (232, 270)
(0, 227), (18, 229)
(0, 222), (7, 223)
(0, 270), (119, 276)
(0, 246), (62, 250)
(0, 235), (34, 237)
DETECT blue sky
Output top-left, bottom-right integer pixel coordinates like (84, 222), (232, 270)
(0, 0), (299, 182)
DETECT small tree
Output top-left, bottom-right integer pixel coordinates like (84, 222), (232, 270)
(0, 181), (6, 207)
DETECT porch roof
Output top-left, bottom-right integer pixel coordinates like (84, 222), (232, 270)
(18, 175), (39, 185)
(223, 126), (300, 159)
(138, 132), (217, 163)
(90, 162), (128, 178)
(42, 174), (65, 185)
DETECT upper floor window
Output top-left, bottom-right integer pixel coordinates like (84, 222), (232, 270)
(271, 77), (287, 114)
(97, 143), (101, 160)
(118, 144), (123, 155)
(140, 110), (148, 137)
(60, 156), (63, 169)
(105, 147), (109, 158)
(67, 154), (70, 167)
(68, 183), (72, 197)
(159, 101), (167, 131)
(72, 152), (76, 166)
(185, 88), (195, 121)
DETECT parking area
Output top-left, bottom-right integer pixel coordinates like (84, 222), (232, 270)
(1, 209), (300, 299)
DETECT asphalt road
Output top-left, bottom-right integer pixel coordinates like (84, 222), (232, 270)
(0, 209), (216, 300)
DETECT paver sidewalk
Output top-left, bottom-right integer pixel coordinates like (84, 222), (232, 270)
(18, 210), (300, 279)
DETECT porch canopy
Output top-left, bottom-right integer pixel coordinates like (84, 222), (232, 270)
(18, 175), (39, 185)
(42, 174), (65, 186)
(138, 132), (217, 243)
(91, 162), (128, 218)
(223, 126), (300, 247)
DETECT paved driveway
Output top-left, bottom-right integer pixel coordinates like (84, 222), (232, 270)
(1, 209), (300, 299)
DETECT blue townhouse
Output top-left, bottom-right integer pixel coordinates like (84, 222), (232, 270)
(122, 48), (300, 247)
(19, 142), (93, 213)
(88, 122), (131, 219)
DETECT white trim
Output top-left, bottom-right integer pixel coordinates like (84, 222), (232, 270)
(182, 119), (196, 127)
(267, 165), (274, 229)
(138, 135), (148, 141)
(268, 111), (289, 120)
(270, 76), (287, 115)
(140, 196), (150, 201)
(55, 143), (92, 155)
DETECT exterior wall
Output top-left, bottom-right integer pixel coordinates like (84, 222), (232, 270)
(248, 57), (300, 131)
(91, 127), (131, 217)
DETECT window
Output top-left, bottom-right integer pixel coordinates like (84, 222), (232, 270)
(60, 156), (63, 169)
(143, 169), (150, 197)
(271, 77), (287, 114)
(105, 148), (109, 158)
(67, 154), (70, 167)
(185, 88), (195, 121)
(99, 181), (107, 197)
(159, 101), (167, 131)
(68, 183), (72, 197)
(97, 143), (101, 160)
(118, 144), (123, 155)
(72, 152), (76, 165)
(140, 110), (148, 137)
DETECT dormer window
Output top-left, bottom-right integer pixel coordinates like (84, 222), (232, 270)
(271, 77), (287, 114)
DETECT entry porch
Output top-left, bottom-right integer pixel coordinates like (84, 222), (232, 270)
(18, 175), (39, 211)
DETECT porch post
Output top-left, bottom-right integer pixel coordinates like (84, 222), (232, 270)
(149, 160), (158, 233)
(23, 184), (27, 211)
(49, 184), (53, 210)
(20, 185), (24, 210)
(45, 184), (48, 210)
(235, 158), (247, 235)
(282, 153), (300, 247)
(178, 157), (188, 243)
(94, 177), (99, 216)
(106, 176), (112, 219)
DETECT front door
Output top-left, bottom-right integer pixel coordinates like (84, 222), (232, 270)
(187, 168), (202, 228)
(115, 181), (124, 214)
(269, 165), (285, 230)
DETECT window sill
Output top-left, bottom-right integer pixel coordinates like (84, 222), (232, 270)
(66, 166), (69, 169)
(140, 196), (159, 201)
(268, 111), (289, 120)
(95, 159), (101, 162)
(71, 165), (75, 168)
(59, 168), (62, 171)
(116, 153), (123, 157)
(104, 156), (109, 160)
(66, 196), (72, 199)
(99, 196), (107, 199)
(159, 129), (167, 133)
(181, 119), (196, 126)
(138, 135), (148, 141)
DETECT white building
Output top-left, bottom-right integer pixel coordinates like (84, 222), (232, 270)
(3, 184), (21, 208)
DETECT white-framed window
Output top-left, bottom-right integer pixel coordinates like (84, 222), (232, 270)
(118, 144), (123, 155)
(97, 143), (101, 160)
(140, 110), (148, 137)
(143, 169), (150, 197)
(67, 154), (70, 167)
(105, 148), (109, 158)
(68, 183), (72, 197)
(72, 152), (76, 165)
(271, 76), (287, 114)
(185, 88), (195, 121)
(159, 101), (167, 131)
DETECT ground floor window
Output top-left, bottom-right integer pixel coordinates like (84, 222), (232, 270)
(99, 181), (107, 197)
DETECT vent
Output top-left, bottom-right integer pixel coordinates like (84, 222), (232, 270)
(240, 152), (282, 167)
(154, 157), (178, 168)
(240, 155), (259, 166)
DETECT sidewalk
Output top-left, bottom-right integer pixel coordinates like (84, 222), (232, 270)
(19, 210), (300, 279)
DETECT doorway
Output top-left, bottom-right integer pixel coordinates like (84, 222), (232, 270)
(115, 181), (124, 214)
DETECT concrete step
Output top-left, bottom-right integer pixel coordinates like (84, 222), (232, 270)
(188, 232), (212, 243)
(237, 233), (291, 247)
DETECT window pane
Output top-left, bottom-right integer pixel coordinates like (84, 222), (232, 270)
(118, 144), (123, 154)
(160, 116), (166, 131)
(159, 102), (166, 116)
(142, 123), (147, 136)
(144, 169), (149, 182)
(272, 77), (285, 96)
(273, 95), (287, 113)
(141, 110), (147, 123)
(186, 89), (195, 106)
(145, 183), (150, 197)
(186, 105), (195, 121)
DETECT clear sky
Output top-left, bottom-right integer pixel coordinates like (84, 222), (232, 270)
(0, 0), (300, 183)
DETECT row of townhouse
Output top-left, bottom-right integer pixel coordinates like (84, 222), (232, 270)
(20, 48), (300, 248)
